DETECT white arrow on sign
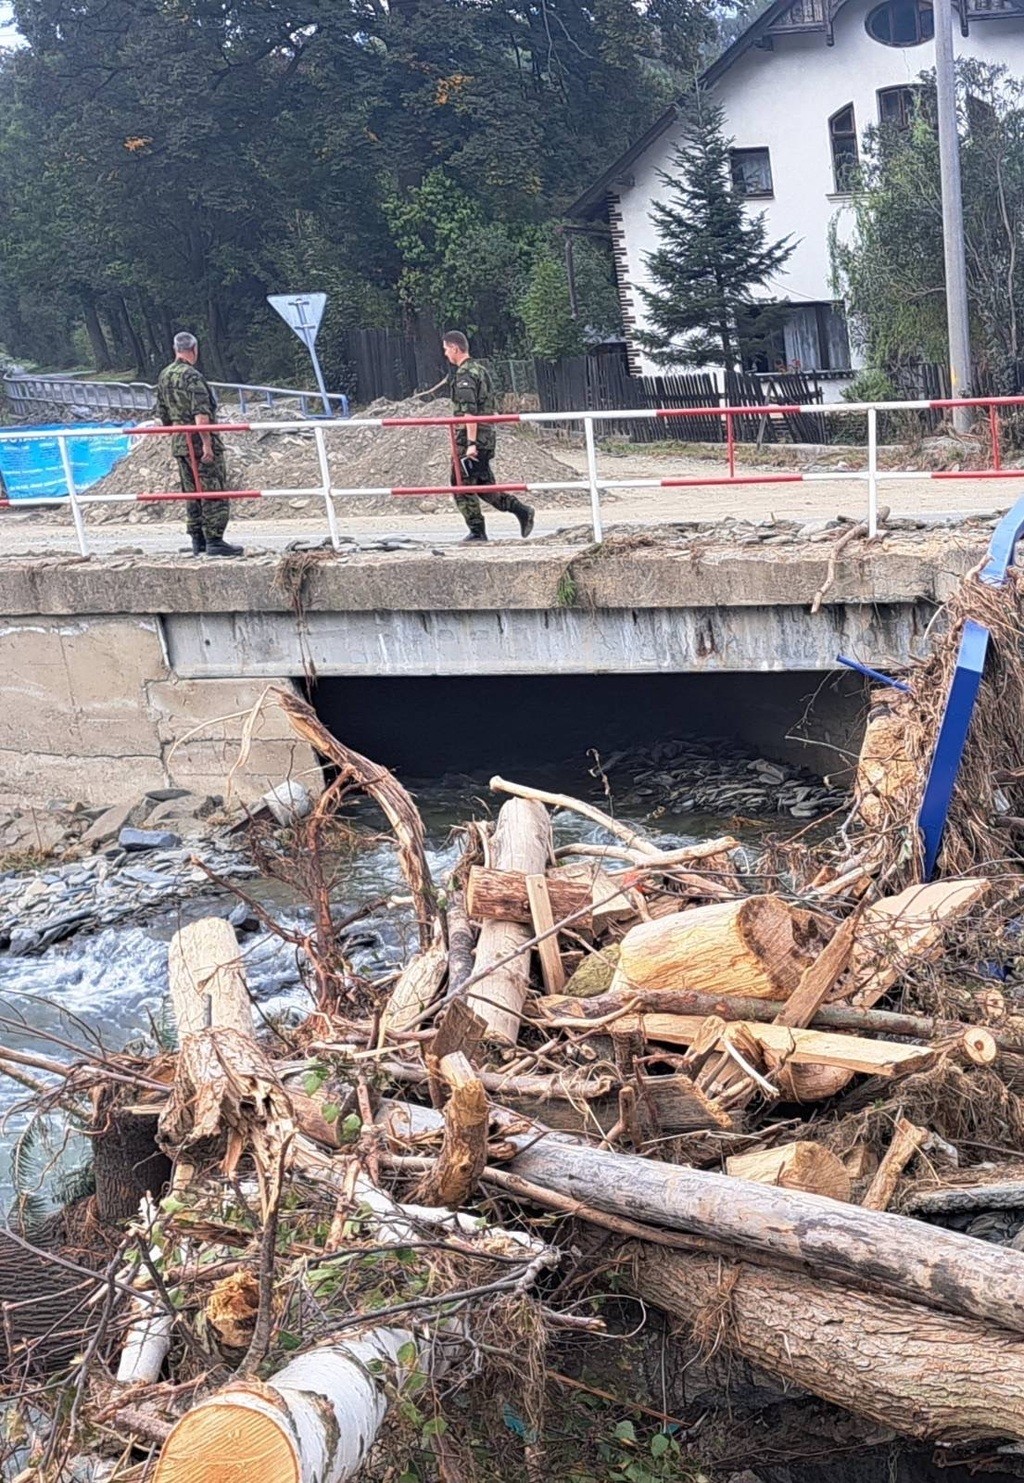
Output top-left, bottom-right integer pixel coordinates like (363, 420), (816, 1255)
(267, 292), (332, 415)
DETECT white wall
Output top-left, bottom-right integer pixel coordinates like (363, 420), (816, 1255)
(614, 0), (1024, 376)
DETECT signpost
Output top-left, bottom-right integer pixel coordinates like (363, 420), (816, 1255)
(267, 292), (334, 417)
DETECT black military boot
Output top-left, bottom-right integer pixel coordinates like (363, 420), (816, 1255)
(461, 529), (488, 543)
(190, 534), (206, 556)
(205, 537), (244, 557)
(510, 498), (535, 538)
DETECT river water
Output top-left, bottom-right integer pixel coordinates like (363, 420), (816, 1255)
(0, 769), (783, 1215)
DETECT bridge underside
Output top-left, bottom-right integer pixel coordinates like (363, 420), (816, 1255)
(163, 601), (933, 679)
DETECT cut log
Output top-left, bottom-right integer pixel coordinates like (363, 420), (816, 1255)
(853, 700), (919, 831)
(525, 874), (567, 993)
(154, 1326), (427, 1483)
(962, 1027), (998, 1065)
(862, 1116), (928, 1211)
(726, 1141), (852, 1201)
(413, 1052), (488, 1208)
(627, 1246), (1024, 1443)
(614, 896), (818, 1003)
(466, 798), (553, 1044)
(466, 865), (593, 929)
(385, 1099), (1024, 1334)
(380, 942), (447, 1039)
(904, 1181), (1024, 1216)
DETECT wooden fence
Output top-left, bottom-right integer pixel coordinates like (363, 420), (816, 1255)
(534, 355), (825, 444)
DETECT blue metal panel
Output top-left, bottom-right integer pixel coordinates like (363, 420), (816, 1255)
(918, 619), (990, 878)
(836, 654), (911, 692)
(979, 500), (1024, 587)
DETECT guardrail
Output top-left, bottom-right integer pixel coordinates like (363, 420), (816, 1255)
(1, 372), (349, 420)
(1, 393), (1022, 556)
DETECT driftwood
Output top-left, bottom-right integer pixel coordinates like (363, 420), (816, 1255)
(412, 1053), (488, 1208)
(386, 1100), (1024, 1334)
(380, 941), (447, 1039)
(465, 797), (553, 1043)
(276, 687), (437, 948)
(626, 1245), (1024, 1444)
(862, 1116), (929, 1211)
(903, 1182), (1024, 1216)
(534, 984), (1023, 1048)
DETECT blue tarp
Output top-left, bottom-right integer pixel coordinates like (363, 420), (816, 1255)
(0, 422), (133, 500)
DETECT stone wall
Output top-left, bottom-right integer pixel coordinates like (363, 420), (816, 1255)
(0, 614), (322, 807)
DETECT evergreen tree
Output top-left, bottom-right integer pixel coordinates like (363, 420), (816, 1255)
(638, 91), (795, 369)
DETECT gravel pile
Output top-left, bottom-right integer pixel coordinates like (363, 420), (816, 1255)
(76, 397), (582, 524)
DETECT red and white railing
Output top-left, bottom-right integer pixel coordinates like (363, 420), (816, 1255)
(2, 395), (1023, 556)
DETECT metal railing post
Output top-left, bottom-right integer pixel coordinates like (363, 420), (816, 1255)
(725, 410), (736, 478)
(57, 433), (90, 556)
(584, 414), (603, 544)
(314, 424), (341, 551)
(867, 406), (879, 538)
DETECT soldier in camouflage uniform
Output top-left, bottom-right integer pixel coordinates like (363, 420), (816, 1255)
(155, 332), (242, 557)
(443, 331), (534, 543)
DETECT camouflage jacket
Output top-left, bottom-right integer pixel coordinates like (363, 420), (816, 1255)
(155, 359), (224, 457)
(448, 357), (496, 453)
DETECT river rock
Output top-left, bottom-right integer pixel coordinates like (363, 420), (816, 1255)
(81, 799), (147, 849)
(118, 827), (182, 852)
(146, 795), (219, 829)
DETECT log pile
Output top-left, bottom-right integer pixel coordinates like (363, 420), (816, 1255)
(8, 696), (1024, 1479)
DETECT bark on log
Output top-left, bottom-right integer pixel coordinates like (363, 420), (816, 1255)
(466, 798), (553, 1044)
(626, 1246), (1024, 1443)
(613, 896), (818, 1003)
(384, 1099), (1024, 1333)
(168, 917), (253, 1037)
(466, 866), (593, 928)
(726, 1141), (851, 1201)
(903, 1182), (1024, 1216)
(445, 892), (477, 995)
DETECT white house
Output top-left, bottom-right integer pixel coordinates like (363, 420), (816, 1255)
(570, 0), (1024, 397)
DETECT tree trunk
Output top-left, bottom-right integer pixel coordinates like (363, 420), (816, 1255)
(81, 295), (113, 372)
(466, 798), (553, 1043)
(384, 1099), (1024, 1333)
(613, 896), (818, 1003)
(625, 1245), (1024, 1443)
(91, 1082), (171, 1224)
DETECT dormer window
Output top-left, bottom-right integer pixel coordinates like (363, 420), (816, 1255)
(866, 0), (934, 44)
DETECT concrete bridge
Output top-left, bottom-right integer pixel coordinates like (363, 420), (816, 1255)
(0, 527), (981, 805)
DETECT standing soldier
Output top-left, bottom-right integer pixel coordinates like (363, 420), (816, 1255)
(443, 331), (534, 543)
(155, 331), (242, 557)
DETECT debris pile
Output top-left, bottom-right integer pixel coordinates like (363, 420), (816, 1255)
(78, 397), (581, 524)
(597, 737), (847, 820)
(7, 564), (1024, 1477)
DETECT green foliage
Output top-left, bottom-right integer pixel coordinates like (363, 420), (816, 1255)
(832, 62), (1024, 389)
(637, 87), (795, 369)
(841, 367), (899, 403)
(0, 0), (716, 375)
(520, 236), (621, 360)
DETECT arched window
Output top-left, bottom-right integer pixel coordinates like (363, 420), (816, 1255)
(866, 0), (933, 44)
(829, 105), (858, 193)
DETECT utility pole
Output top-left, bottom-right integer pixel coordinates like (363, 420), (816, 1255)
(934, 0), (972, 432)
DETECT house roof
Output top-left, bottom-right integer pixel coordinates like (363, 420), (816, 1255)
(567, 0), (833, 220)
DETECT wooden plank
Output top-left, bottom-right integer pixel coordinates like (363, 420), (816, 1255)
(525, 873), (566, 993)
(612, 1014), (935, 1078)
(862, 1116), (929, 1211)
(774, 916), (856, 1028)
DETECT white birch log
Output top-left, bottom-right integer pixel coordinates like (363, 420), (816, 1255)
(116, 1304), (173, 1386)
(153, 1326), (423, 1483)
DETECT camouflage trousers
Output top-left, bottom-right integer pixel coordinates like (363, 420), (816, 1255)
(176, 453), (230, 539)
(451, 452), (519, 536)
